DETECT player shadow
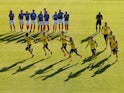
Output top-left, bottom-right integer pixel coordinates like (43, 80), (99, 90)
(37, 63), (78, 81)
(50, 32), (61, 40)
(30, 58), (69, 78)
(80, 32), (99, 44)
(91, 62), (115, 77)
(89, 55), (111, 71)
(12, 56), (50, 75)
(0, 32), (24, 43)
(82, 49), (105, 64)
(0, 32), (11, 37)
(0, 57), (31, 72)
(64, 65), (89, 82)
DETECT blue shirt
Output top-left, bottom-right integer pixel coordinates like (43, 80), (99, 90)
(58, 12), (63, 19)
(30, 12), (36, 20)
(25, 13), (30, 21)
(64, 14), (69, 21)
(52, 14), (58, 20)
(44, 13), (49, 21)
(18, 13), (24, 20)
(38, 14), (43, 21)
(9, 13), (14, 20)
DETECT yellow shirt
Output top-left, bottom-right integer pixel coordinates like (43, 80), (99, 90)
(70, 40), (76, 49)
(111, 39), (118, 50)
(60, 35), (67, 44)
(108, 34), (113, 43)
(25, 36), (32, 45)
(40, 35), (49, 45)
(102, 26), (110, 35)
(88, 40), (96, 50)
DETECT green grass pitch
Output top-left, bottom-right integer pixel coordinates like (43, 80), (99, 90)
(0, 0), (124, 93)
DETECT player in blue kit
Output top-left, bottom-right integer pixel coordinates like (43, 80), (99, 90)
(30, 10), (37, 32)
(18, 10), (24, 32)
(44, 11), (50, 32)
(58, 9), (64, 31)
(52, 12), (58, 32)
(64, 11), (69, 32)
(9, 10), (16, 32)
(38, 11), (43, 32)
(24, 11), (30, 32)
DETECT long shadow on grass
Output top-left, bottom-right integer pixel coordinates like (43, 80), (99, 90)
(0, 32), (24, 43)
(89, 55), (111, 71)
(30, 58), (69, 78)
(91, 62), (115, 77)
(80, 32), (99, 44)
(0, 57), (31, 72)
(82, 49), (105, 64)
(0, 32), (11, 37)
(40, 63), (78, 81)
(12, 56), (50, 75)
(64, 65), (89, 82)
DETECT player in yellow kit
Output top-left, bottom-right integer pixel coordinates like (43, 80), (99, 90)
(86, 36), (98, 58)
(68, 37), (82, 61)
(101, 22), (111, 49)
(108, 31), (114, 55)
(111, 35), (118, 62)
(25, 33), (35, 57)
(57, 31), (69, 56)
(39, 31), (52, 56)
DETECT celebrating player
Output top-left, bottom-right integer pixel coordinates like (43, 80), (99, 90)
(25, 33), (35, 57)
(52, 12), (58, 32)
(39, 32), (52, 56)
(86, 36), (98, 58)
(30, 10), (37, 32)
(18, 10), (24, 32)
(111, 35), (118, 62)
(64, 11), (69, 32)
(38, 11), (43, 32)
(96, 12), (103, 32)
(25, 11), (30, 32)
(9, 10), (16, 32)
(58, 9), (64, 31)
(101, 22), (111, 50)
(68, 37), (82, 61)
(57, 31), (69, 56)
(43, 11), (50, 32)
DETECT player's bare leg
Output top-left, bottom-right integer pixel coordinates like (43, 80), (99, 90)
(99, 25), (101, 32)
(46, 47), (52, 55)
(47, 25), (49, 32)
(62, 23), (63, 30)
(10, 25), (12, 32)
(43, 47), (47, 56)
(59, 24), (61, 31)
(30, 25), (32, 32)
(61, 47), (66, 56)
(33, 25), (35, 32)
(13, 25), (16, 32)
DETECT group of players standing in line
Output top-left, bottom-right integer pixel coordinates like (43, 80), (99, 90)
(9, 9), (118, 62)
(9, 8), (69, 32)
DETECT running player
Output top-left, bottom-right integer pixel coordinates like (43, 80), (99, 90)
(30, 10), (37, 32)
(38, 11), (43, 32)
(57, 31), (69, 56)
(58, 9), (64, 31)
(25, 11), (30, 32)
(108, 31), (114, 55)
(64, 11), (69, 32)
(39, 31), (52, 56)
(68, 37), (82, 61)
(18, 10), (24, 32)
(101, 22), (111, 50)
(96, 12), (103, 32)
(43, 11), (50, 32)
(9, 10), (16, 32)
(25, 33), (35, 57)
(86, 36), (98, 58)
(52, 12), (58, 32)
(111, 35), (118, 62)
